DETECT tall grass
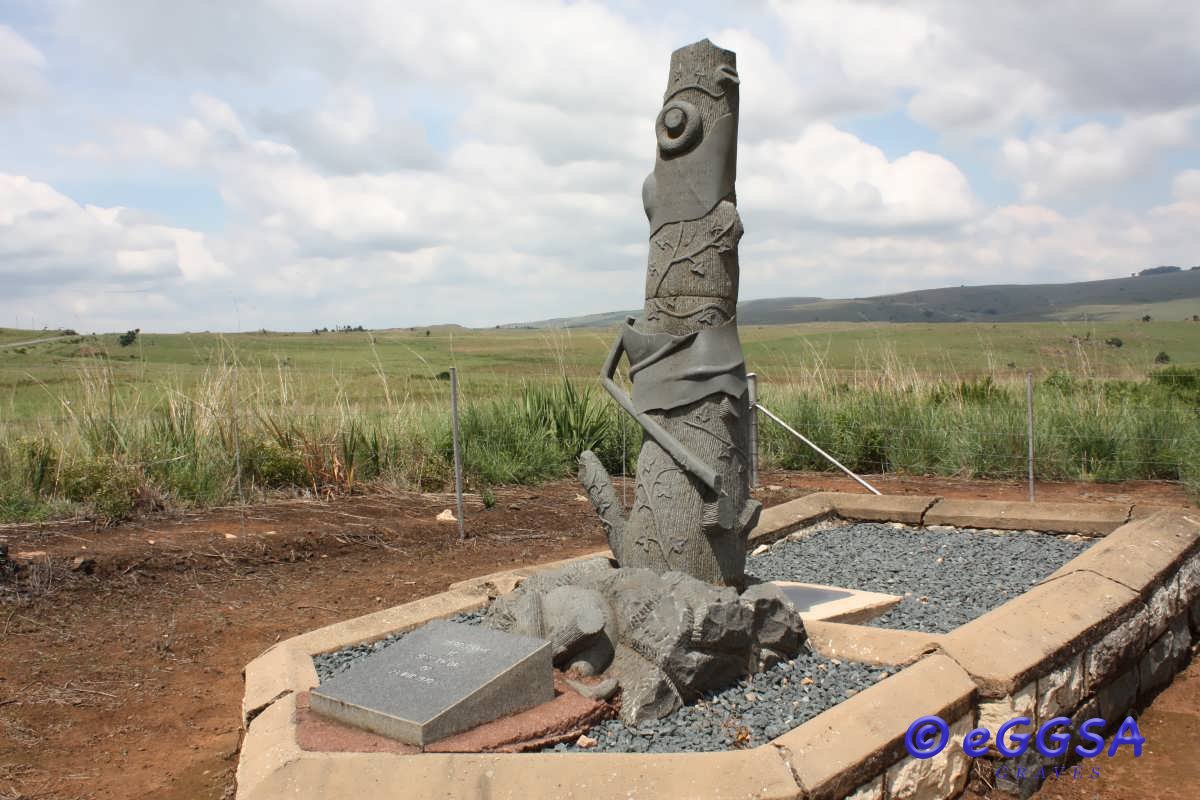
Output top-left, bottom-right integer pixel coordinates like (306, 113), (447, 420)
(0, 348), (1196, 524)
(758, 374), (1198, 488)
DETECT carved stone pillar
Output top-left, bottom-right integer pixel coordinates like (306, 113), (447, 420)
(581, 39), (759, 587)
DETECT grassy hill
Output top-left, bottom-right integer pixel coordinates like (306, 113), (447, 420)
(509, 270), (1200, 328)
(1, 319), (1196, 426)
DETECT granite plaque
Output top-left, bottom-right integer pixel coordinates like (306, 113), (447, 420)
(310, 620), (554, 746)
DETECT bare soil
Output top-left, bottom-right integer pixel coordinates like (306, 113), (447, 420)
(1032, 654), (1200, 800)
(0, 472), (1194, 800)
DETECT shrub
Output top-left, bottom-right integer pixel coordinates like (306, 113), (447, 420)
(588, 410), (640, 477)
(60, 457), (146, 525)
(521, 378), (612, 459)
(146, 455), (231, 507)
(1154, 351), (1171, 364)
(241, 440), (309, 489)
(20, 437), (59, 496)
(1043, 371), (1081, 394)
(118, 329), (140, 347)
(60, 458), (111, 502)
(1151, 366), (1200, 391)
(0, 489), (65, 524)
(451, 402), (569, 486)
(1151, 366), (1200, 405)
(930, 376), (1002, 405)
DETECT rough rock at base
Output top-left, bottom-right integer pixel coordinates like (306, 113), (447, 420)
(484, 558), (805, 724)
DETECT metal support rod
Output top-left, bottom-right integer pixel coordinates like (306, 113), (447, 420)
(754, 402), (882, 496)
(1026, 371), (1035, 504)
(746, 372), (759, 489)
(450, 367), (466, 540)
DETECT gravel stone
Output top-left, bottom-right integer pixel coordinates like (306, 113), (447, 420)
(564, 647), (877, 753)
(748, 522), (1091, 633)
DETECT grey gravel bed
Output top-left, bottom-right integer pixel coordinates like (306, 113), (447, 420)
(559, 649), (879, 752)
(749, 522), (1093, 634)
(312, 522), (1091, 753)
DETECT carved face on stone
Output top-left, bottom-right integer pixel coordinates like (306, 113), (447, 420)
(642, 57), (740, 234)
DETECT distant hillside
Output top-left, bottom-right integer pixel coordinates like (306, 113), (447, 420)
(506, 270), (1200, 328)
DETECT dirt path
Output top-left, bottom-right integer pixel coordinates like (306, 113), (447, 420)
(0, 335), (74, 350)
(1, 482), (612, 800)
(0, 472), (1194, 800)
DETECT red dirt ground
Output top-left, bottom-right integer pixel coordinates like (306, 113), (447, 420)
(1032, 655), (1200, 800)
(0, 472), (1194, 800)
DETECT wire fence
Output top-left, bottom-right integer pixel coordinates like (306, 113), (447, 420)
(0, 364), (1196, 524)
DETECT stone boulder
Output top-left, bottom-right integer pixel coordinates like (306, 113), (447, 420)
(484, 558), (804, 723)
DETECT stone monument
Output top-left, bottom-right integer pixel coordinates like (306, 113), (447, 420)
(578, 38), (759, 588)
(486, 39), (805, 725)
(485, 557), (802, 723)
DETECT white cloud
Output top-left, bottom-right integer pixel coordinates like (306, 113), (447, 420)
(765, 0), (1055, 132)
(0, 25), (47, 107)
(3, 1), (1198, 332)
(1173, 169), (1200, 202)
(55, 1), (667, 111)
(741, 124), (977, 229)
(255, 88), (437, 174)
(78, 83), (981, 274)
(1002, 110), (1198, 201)
(767, 0), (1200, 135)
(932, 1), (1200, 114)
(33, 92), (653, 328)
(0, 174), (228, 294)
(742, 194), (1200, 302)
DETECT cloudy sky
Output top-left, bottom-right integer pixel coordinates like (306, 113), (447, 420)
(2, 1), (1198, 332)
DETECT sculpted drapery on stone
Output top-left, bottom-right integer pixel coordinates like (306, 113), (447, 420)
(579, 39), (760, 588)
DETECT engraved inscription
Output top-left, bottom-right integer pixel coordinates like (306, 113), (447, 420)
(385, 636), (493, 685)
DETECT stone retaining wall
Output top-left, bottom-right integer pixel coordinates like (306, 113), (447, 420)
(236, 493), (1198, 800)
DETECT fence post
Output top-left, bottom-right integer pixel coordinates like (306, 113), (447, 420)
(450, 367), (466, 540)
(746, 372), (759, 489)
(231, 353), (246, 536)
(1026, 371), (1035, 503)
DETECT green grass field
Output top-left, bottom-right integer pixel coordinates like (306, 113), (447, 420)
(2, 320), (1196, 420)
(0, 320), (1197, 523)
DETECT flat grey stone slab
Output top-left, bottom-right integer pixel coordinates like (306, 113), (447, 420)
(778, 584), (853, 610)
(310, 620), (553, 746)
(771, 581), (903, 624)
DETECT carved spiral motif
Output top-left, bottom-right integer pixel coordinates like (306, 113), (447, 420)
(655, 99), (703, 156)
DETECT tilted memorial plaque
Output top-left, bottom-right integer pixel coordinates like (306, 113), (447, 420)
(310, 620), (554, 746)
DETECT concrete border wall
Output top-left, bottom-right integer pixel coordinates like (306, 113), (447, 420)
(237, 494), (1199, 800)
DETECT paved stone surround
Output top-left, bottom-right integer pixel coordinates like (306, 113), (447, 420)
(237, 493), (1199, 800)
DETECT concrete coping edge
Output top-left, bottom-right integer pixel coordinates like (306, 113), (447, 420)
(236, 498), (1197, 800)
